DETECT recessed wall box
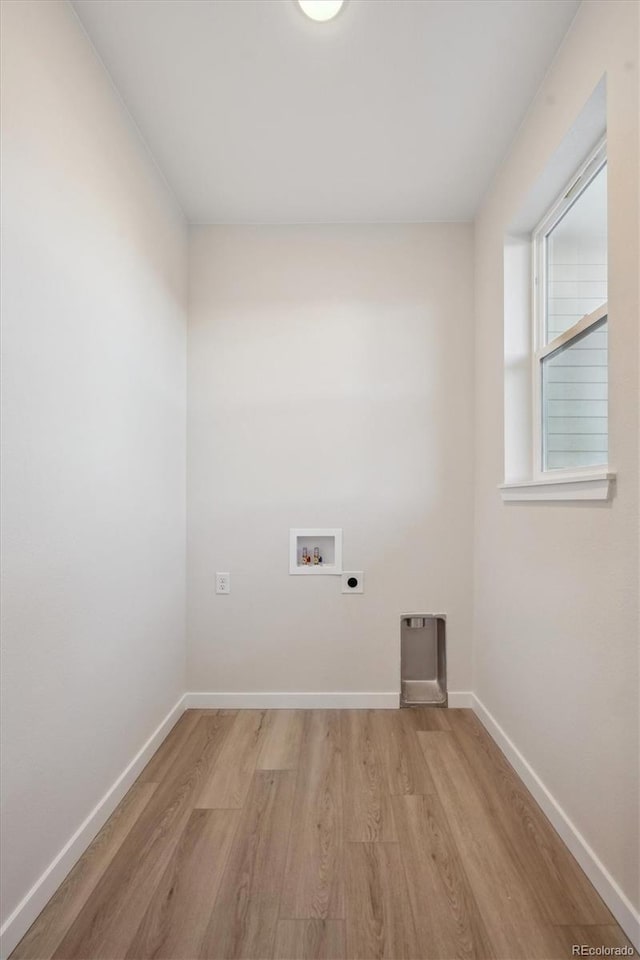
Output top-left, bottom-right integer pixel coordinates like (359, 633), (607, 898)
(400, 614), (447, 707)
(289, 528), (342, 575)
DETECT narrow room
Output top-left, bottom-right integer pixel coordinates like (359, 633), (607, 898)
(1, 1), (638, 958)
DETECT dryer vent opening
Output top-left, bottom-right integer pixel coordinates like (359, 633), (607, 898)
(401, 615), (447, 707)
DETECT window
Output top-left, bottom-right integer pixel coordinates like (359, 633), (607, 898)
(532, 140), (607, 475)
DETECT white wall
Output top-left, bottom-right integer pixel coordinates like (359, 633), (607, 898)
(188, 224), (474, 700)
(0, 0), (187, 933)
(3, 0), (637, 950)
(474, 0), (639, 925)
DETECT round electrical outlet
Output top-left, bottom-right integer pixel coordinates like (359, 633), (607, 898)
(342, 571), (364, 594)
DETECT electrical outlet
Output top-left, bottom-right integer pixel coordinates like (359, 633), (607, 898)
(341, 571), (364, 594)
(215, 572), (230, 594)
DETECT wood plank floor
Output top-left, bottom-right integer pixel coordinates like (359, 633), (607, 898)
(11, 709), (635, 960)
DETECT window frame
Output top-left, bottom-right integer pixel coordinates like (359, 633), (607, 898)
(531, 138), (608, 481)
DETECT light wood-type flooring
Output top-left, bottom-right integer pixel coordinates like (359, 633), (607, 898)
(11, 708), (635, 960)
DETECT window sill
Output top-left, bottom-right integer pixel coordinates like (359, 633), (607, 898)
(499, 471), (615, 502)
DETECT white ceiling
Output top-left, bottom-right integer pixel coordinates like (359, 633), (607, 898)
(71, 0), (581, 224)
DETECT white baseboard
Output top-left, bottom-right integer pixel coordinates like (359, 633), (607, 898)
(185, 691), (400, 709)
(472, 694), (640, 952)
(185, 691), (473, 710)
(6, 689), (635, 957)
(0, 694), (187, 960)
(447, 691), (473, 707)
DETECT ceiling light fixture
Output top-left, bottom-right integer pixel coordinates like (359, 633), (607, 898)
(297, 0), (344, 23)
